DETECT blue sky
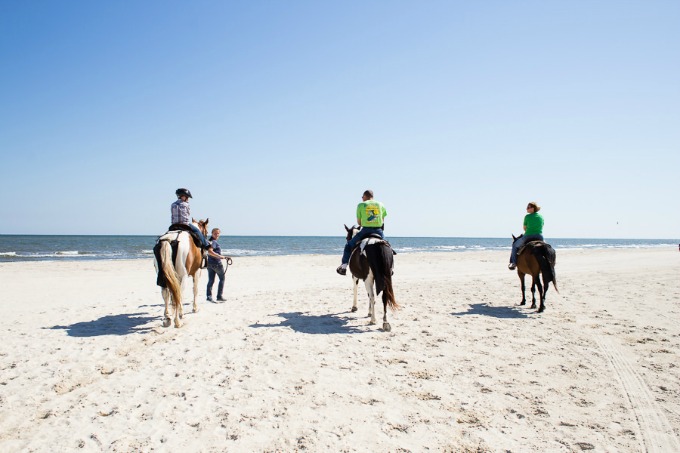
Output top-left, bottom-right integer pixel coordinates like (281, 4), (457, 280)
(2, 1), (679, 238)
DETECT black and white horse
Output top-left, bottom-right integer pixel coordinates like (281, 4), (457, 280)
(344, 225), (399, 331)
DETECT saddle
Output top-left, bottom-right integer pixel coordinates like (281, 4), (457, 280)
(168, 223), (204, 249)
(517, 240), (545, 257)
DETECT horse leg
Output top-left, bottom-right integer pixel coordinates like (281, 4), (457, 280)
(518, 272), (526, 306)
(351, 277), (359, 312)
(382, 296), (391, 332)
(537, 278), (546, 313)
(365, 274), (376, 325)
(162, 288), (172, 328)
(176, 276), (185, 320)
(530, 277), (537, 309)
(192, 273), (200, 313)
(174, 297), (183, 328)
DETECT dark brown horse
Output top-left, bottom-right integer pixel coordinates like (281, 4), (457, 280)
(512, 234), (558, 313)
(345, 225), (399, 331)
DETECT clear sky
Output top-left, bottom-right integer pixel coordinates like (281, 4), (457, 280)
(2, 1), (679, 238)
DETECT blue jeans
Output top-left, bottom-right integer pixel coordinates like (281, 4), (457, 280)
(342, 227), (384, 264)
(206, 261), (225, 298)
(510, 234), (544, 264)
(189, 224), (211, 249)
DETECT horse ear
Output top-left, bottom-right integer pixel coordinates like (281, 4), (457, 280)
(512, 234), (516, 240)
(192, 218), (196, 223)
(205, 217), (209, 224)
(344, 224), (349, 231)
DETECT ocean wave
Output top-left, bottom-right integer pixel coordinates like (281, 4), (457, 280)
(221, 248), (279, 256)
(0, 251), (18, 257)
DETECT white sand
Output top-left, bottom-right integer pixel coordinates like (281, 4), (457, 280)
(1, 248), (679, 452)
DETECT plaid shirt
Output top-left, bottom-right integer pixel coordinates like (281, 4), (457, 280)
(171, 199), (191, 224)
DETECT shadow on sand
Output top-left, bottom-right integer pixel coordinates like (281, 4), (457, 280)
(47, 312), (157, 337)
(451, 303), (529, 319)
(250, 311), (365, 334)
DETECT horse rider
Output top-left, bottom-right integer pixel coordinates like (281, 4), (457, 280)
(508, 201), (544, 270)
(337, 189), (387, 276)
(171, 188), (212, 250)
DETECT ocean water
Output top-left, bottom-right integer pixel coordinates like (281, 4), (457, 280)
(0, 235), (678, 262)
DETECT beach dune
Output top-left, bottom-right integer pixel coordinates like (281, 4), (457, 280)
(1, 248), (679, 451)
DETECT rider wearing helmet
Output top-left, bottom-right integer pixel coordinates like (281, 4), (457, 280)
(171, 188), (211, 250)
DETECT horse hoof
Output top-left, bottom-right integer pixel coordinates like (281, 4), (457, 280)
(175, 322), (183, 328)
(538, 306), (546, 313)
(369, 321), (376, 325)
(382, 323), (391, 332)
(162, 318), (171, 328)
(530, 304), (536, 309)
(519, 301), (526, 306)
(351, 307), (358, 312)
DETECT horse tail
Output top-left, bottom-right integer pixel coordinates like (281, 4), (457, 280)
(537, 244), (558, 293)
(380, 244), (399, 311)
(159, 240), (182, 311)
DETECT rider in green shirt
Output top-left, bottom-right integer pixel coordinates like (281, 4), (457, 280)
(509, 201), (544, 270)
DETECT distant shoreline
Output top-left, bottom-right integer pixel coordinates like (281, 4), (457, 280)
(1, 235), (678, 263)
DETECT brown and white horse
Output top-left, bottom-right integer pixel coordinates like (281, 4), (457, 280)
(154, 218), (208, 328)
(345, 225), (399, 331)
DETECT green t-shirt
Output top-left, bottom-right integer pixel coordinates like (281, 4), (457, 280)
(357, 200), (387, 228)
(524, 212), (544, 236)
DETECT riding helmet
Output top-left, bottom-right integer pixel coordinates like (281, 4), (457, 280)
(175, 188), (192, 198)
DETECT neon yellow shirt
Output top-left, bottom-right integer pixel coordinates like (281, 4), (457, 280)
(357, 201), (387, 228)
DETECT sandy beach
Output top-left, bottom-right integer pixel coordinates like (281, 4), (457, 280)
(1, 247), (679, 452)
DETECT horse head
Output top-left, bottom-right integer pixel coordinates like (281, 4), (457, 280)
(194, 218), (209, 237)
(344, 224), (359, 241)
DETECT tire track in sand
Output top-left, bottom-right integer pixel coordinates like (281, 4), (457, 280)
(596, 336), (680, 453)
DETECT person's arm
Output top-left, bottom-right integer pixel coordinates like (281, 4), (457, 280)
(207, 248), (223, 259)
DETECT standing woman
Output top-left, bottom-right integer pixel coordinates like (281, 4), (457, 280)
(508, 201), (544, 270)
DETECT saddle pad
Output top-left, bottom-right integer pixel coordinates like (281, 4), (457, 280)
(359, 237), (385, 255)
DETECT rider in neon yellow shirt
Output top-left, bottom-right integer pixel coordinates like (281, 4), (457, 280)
(337, 190), (387, 275)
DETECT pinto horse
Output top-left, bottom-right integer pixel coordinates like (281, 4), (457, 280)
(154, 218), (209, 328)
(512, 234), (558, 313)
(345, 225), (399, 331)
